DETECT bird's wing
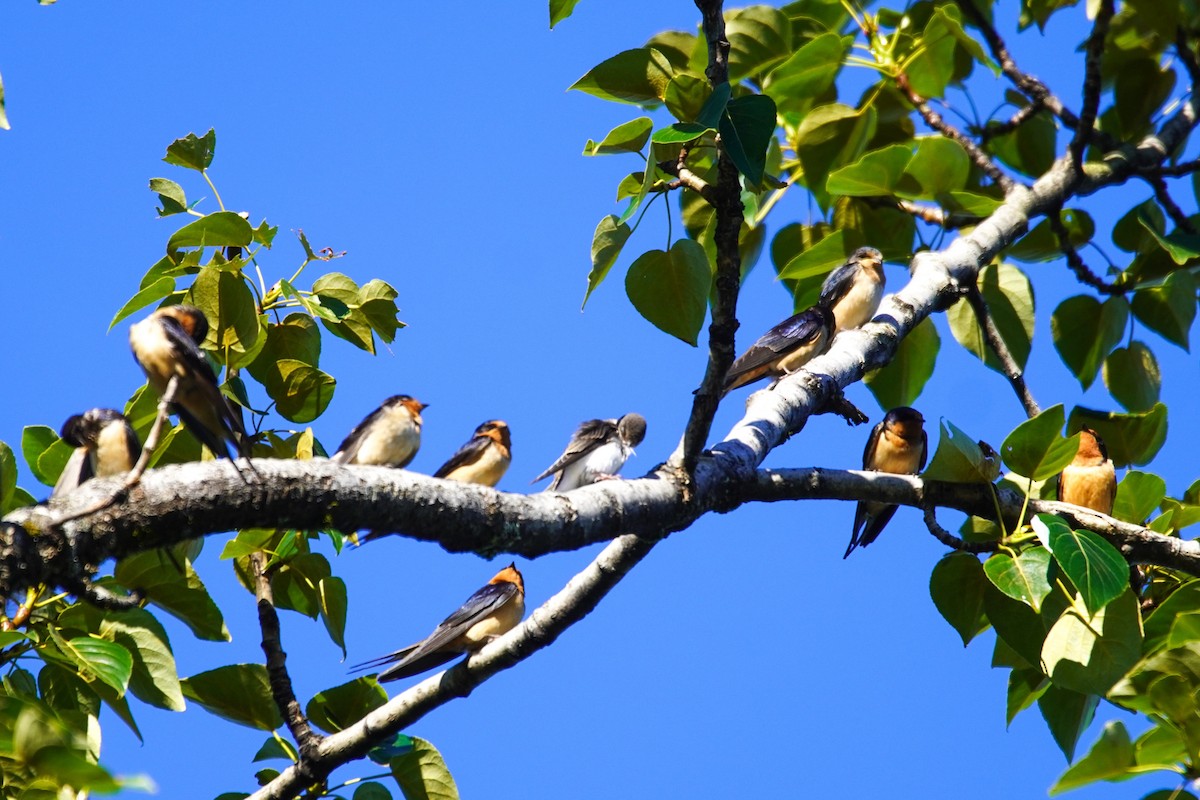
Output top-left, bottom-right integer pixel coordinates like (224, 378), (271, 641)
(918, 429), (929, 471)
(331, 405), (387, 465)
(52, 448), (91, 498)
(532, 419), (615, 483)
(433, 435), (489, 478)
(160, 317), (248, 457)
(724, 311), (826, 387)
(390, 581), (520, 671)
(861, 419), (887, 468)
(818, 260), (859, 308)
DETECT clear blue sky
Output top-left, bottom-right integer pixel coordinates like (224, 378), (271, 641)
(0, 2), (1195, 798)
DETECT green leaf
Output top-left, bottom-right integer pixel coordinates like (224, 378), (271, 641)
(922, 419), (997, 484)
(863, 317), (938, 409)
(582, 117), (653, 156)
(569, 48), (674, 105)
(1144, 581), (1200, 652)
(1130, 271), (1196, 351)
(187, 266), (263, 366)
(1007, 667), (1049, 726)
(109, 277), (176, 331)
(253, 736), (298, 763)
(651, 122), (711, 145)
(247, 313), (322, 389)
(625, 239), (711, 346)
(1140, 209), (1200, 265)
(358, 279), (404, 344)
(355, 782), (395, 800)
(1133, 724), (1189, 773)
(21, 425), (74, 488)
(163, 129), (216, 171)
(149, 177), (188, 216)
(270, 360), (337, 424)
(548, 0), (580, 28)
(99, 607), (185, 712)
(1000, 404), (1080, 481)
(0, 440), (17, 512)
(988, 109), (1056, 177)
(663, 73), (710, 123)
(718, 94), (777, 187)
(305, 678), (388, 735)
(583, 216), (631, 308)
(1049, 721), (1135, 794)
(318, 576), (348, 658)
(1033, 515), (1130, 615)
(825, 144), (912, 197)
(763, 32), (849, 113)
(1008, 210), (1094, 263)
(725, 5), (792, 81)
(693, 82), (731, 129)
(929, 553), (987, 646)
(181, 664), (283, 731)
(1038, 685), (1099, 762)
(1041, 589), (1143, 695)
(793, 103), (876, 210)
(390, 737), (460, 800)
(63, 636), (133, 695)
(114, 545), (230, 642)
(946, 262), (1035, 373)
(1112, 471), (1167, 525)
(1067, 404), (1169, 468)
(898, 137), (970, 199)
(984, 548), (1053, 612)
(1103, 341), (1161, 412)
(167, 211), (253, 252)
(775, 228), (848, 293)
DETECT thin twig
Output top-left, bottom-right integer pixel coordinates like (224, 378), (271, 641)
(895, 72), (1016, 193)
(251, 551), (324, 761)
(657, 149), (716, 203)
(1048, 209), (1128, 295)
(1069, 0), (1115, 173)
(977, 99), (1045, 142)
(1148, 159), (1200, 176)
(963, 283), (1040, 417)
(923, 506), (998, 554)
(861, 196), (983, 229)
(1144, 172), (1197, 233)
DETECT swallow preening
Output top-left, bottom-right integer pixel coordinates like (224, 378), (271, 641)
(1058, 427), (1115, 516)
(128, 305), (253, 464)
(52, 409), (141, 497)
(845, 406), (927, 558)
(533, 413), (646, 492)
(351, 563), (525, 682)
(434, 420), (511, 487)
(723, 247), (884, 394)
(331, 395), (427, 468)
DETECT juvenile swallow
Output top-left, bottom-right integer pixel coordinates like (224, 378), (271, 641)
(128, 305), (252, 462)
(351, 563), (525, 682)
(819, 246), (885, 334)
(52, 409), (141, 497)
(722, 305), (834, 395)
(845, 406), (927, 558)
(1058, 427), (1116, 516)
(434, 420), (511, 486)
(532, 413), (646, 492)
(330, 395), (427, 468)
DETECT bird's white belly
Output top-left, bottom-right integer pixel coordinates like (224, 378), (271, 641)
(833, 279), (883, 332)
(557, 441), (628, 491)
(357, 422), (420, 467)
(94, 423), (135, 476)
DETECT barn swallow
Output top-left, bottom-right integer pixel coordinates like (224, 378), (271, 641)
(52, 409), (141, 497)
(128, 305), (253, 463)
(351, 563), (525, 682)
(845, 406), (927, 558)
(434, 420), (511, 486)
(722, 305), (834, 395)
(1058, 427), (1116, 516)
(819, 247), (885, 334)
(532, 413), (646, 492)
(330, 395), (426, 468)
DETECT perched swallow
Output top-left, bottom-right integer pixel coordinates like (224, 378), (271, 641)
(330, 395), (427, 468)
(351, 563), (525, 682)
(532, 413), (646, 492)
(722, 305), (834, 395)
(845, 407), (928, 558)
(1058, 427), (1116, 516)
(434, 420), (511, 486)
(52, 409), (141, 497)
(128, 305), (252, 462)
(819, 247), (885, 334)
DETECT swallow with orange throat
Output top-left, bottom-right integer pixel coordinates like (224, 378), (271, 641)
(722, 305), (834, 395)
(331, 395), (427, 467)
(819, 246), (885, 334)
(532, 413), (646, 492)
(128, 305), (254, 468)
(434, 420), (511, 486)
(845, 407), (927, 558)
(1058, 427), (1116, 516)
(53, 409), (141, 497)
(351, 563), (525, 682)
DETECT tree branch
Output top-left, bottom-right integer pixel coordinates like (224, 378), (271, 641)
(1049, 208), (1128, 295)
(861, 196), (982, 229)
(657, 150), (716, 203)
(250, 530), (661, 800)
(1069, 0), (1115, 172)
(922, 506), (998, 554)
(1143, 172), (1197, 234)
(977, 99), (1045, 142)
(963, 282), (1040, 417)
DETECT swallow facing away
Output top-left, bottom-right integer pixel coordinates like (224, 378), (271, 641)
(52, 409), (141, 497)
(1058, 427), (1116, 516)
(128, 305), (253, 464)
(330, 395), (427, 467)
(722, 305), (834, 395)
(532, 413), (646, 492)
(845, 406), (928, 558)
(819, 246), (885, 334)
(351, 563), (525, 682)
(434, 420), (511, 486)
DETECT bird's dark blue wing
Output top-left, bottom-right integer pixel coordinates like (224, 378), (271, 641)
(332, 405), (388, 464)
(818, 260), (858, 309)
(434, 435), (489, 478)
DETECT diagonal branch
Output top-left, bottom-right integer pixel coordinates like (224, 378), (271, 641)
(1143, 172), (1197, 233)
(923, 506), (998, 554)
(977, 99), (1045, 142)
(1049, 208), (1128, 295)
(963, 282), (1040, 417)
(1069, 0), (1115, 172)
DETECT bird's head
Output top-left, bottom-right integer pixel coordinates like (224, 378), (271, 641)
(617, 413), (647, 447)
(477, 420), (511, 449)
(154, 305), (210, 345)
